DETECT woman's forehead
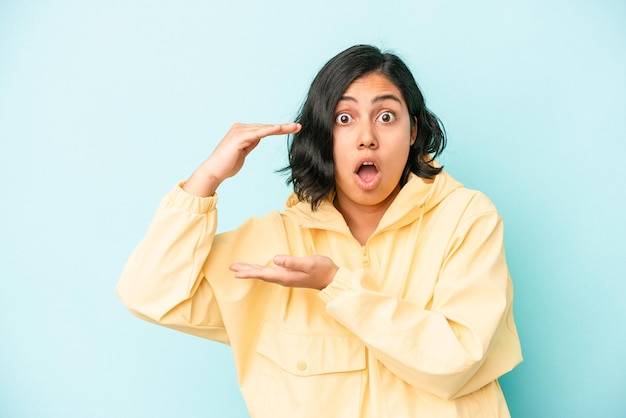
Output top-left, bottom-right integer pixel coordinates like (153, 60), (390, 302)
(339, 73), (406, 106)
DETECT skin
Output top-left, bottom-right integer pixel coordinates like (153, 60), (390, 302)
(332, 72), (417, 244)
(185, 73), (415, 290)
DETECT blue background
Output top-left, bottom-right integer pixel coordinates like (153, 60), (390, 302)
(1, 1), (625, 417)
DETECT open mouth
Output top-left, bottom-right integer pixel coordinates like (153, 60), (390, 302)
(357, 162), (378, 182)
(355, 161), (380, 189)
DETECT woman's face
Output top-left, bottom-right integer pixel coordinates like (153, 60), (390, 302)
(332, 72), (416, 214)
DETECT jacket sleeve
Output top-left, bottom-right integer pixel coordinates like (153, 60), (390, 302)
(318, 201), (522, 399)
(115, 184), (229, 344)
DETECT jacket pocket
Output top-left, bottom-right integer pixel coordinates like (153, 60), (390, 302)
(257, 320), (366, 376)
(244, 320), (366, 417)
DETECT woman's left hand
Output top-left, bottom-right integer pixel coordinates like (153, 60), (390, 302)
(230, 255), (338, 290)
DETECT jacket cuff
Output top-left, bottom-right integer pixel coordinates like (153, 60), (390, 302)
(318, 268), (360, 304)
(166, 182), (218, 214)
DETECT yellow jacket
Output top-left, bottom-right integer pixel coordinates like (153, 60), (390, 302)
(117, 171), (522, 418)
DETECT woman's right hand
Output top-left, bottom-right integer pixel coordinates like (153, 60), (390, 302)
(183, 122), (302, 197)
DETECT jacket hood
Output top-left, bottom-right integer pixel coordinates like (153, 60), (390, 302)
(283, 170), (463, 234)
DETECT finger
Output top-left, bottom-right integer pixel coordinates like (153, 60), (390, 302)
(233, 123), (300, 154)
(233, 266), (299, 283)
(229, 262), (265, 272)
(275, 122), (302, 134)
(232, 266), (276, 279)
(246, 123), (302, 140)
(272, 255), (311, 272)
(230, 261), (298, 280)
(239, 138), (262, 155)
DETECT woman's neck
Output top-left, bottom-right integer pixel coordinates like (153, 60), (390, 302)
(333, 187), (400, 245)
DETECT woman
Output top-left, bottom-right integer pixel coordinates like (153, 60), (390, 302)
(117, 44), (522, 417)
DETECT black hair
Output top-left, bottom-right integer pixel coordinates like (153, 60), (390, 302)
(282, 44), (446, 210)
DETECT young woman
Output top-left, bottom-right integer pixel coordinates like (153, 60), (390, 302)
(117, 44), (522, 417)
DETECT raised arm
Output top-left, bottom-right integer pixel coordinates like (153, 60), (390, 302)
(183, 122), (301, 197)
(116, 122), (301, 341)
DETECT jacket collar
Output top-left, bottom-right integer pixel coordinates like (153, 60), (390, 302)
(284, 170), (463, 234)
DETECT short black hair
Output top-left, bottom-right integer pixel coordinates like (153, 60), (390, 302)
(283, 44), (446, 210)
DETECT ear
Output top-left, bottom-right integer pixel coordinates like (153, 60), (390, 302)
(410, 116), (418, 145)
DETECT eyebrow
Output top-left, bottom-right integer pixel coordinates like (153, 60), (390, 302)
(337, 94), (403, 104)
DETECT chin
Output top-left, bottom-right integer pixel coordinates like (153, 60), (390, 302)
(357, 189), (397, 206)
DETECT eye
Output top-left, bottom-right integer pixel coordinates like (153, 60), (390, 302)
(335, 113), (353, 125)
(377, 111), (395, 123)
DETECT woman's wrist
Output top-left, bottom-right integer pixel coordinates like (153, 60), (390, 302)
(183, 164), (223, 197)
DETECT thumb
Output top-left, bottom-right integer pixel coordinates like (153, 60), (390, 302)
(273, 254), (297, 269)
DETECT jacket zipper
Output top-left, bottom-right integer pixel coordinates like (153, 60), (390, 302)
(300, 223), (371, 266)
(361, 244), (370, 267)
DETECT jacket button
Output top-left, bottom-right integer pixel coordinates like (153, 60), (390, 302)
(297, 361), (307, 371)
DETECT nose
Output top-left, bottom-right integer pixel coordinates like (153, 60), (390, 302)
(358, 122), (378, 149)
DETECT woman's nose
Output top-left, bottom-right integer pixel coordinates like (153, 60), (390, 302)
(358, 123), (378, 149)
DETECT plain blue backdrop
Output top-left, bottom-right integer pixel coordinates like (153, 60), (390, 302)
(1, 1), (625, 417)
